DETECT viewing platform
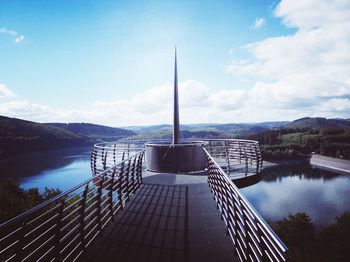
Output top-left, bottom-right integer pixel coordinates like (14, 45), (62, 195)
(82, 171), (238, 262)
(0, 50), (287, 262)
(0, 139), (288, 262)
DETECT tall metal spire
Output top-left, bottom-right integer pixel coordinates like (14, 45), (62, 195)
(173, 47), (180, 144)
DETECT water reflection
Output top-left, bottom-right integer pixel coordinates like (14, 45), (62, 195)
(261, 160), (348, 182)
(241, 160), (350, 226)
(0, 147), (93, 191)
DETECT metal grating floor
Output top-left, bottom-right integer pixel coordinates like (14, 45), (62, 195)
(82, 173), (238, 262)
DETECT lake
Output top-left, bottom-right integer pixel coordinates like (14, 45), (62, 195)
(1, 148), (349, 226)
(0, 147), (93, 191)
(241, 160), (350, 226)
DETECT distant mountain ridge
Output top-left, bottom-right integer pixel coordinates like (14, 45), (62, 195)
(0, 116), (135, 157)
(0, 115), (88, 157)
(46, 123), (135, 140)
(283, 117), (350, 129)
(1, 115), (349, 158)
(124, 121), (289, 135)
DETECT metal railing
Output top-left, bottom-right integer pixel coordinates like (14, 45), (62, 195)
(91, 142), (145, 175)
(91, 139), (263, 177)
(205, 139), (263, 176)
(205, 148), (287, 262)
(0, 149), (145, 262)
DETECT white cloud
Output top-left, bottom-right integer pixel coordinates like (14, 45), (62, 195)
(2, 77), (344, 126)
(227, 0), (350, 119)
(253, 17), (266, 29)
(0, 80), (276, 125)
(15, 35), (24, 43)
(0, 27), (25, 44)
(0, 100), (51, 122)
(1, 0), (350, 125)
(0, 84), (17, 98)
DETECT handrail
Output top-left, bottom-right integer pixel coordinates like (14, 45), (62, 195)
(204, 139), (263, 176)
(0, 150), (144, 229)
(0, 149), (145, 262)
(204, 148), (288, 261)
(92, 139), (263, 177)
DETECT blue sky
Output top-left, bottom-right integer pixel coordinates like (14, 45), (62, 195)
(0, 0), (349, 126)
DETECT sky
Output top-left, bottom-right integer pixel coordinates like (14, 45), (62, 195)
(0, 0), (349, 127)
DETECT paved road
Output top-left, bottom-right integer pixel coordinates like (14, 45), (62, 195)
(310, 154), (350, 174)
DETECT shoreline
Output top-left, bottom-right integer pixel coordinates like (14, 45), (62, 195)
(310, 154), (350, 174)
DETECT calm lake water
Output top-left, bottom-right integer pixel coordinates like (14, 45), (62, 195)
(241, 160), (350, 226)
(0, 147), (92, 191)
(1, 148), (349, 226)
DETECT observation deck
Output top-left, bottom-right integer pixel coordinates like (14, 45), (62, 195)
(0, 139), (288, 262)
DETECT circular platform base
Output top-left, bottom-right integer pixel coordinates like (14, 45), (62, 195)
(145, 142), (207, 173)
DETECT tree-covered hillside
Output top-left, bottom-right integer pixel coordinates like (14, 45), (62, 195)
(283, 117), (350, 129)
(0, 116), (89, 157)
(46, 123), (135, 141)
(247, 127), (350, 160)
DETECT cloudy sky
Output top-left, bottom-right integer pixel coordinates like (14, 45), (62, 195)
(0, 0), (349, 126)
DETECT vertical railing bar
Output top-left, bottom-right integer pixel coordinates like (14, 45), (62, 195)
(113, 144), (117, 165)
(97, 175), (104, 234)
(225, 140), (230, 174)
(54, 199), (65, 261)
(109, 168), (116, 221)
(118, 155), (125, 210)
(78, 184), (89, 256)
(125, 159), (131, 202)
(131, 156), (137, 192)
(16, 220), (27, 261)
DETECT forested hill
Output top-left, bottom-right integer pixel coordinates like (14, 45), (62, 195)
(46, 123), (135, 141)
(283, 117), (350, 129)
(247, 118), (350, 160)
(2, 115), (349, 159)
(0, 116), (88, 157)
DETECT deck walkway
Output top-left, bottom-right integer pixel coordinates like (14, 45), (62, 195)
(82, 172), (238, 262)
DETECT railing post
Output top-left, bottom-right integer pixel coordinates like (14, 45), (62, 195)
(125, 159), (131, 201)
(101, 147), (105, 170)
(91, 147), (98, 176)
(209, 140), (213, 156)
(255, 218), (264, 261)
(232, 192), (239, 251)
(54, 199), (65, 261)
(136, 153), (143, 185)
(16, 221), (27, 261)
(244, 147), (248, 176)
(127, 143), (130, 158)
(225, 141), (230, 174)
(131, 157), (137, 191)
(109, 168), (116, 219)
(242, 199), (250, 260)
(118, 160), (125, 209)
(79, 185), (89, 252)
(113, 143), (117, 165)
(97, 175), (104, 233)
(226, 188), (233, 236)
(254, 144), (259, 174)
(103, 150), (108, 170)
